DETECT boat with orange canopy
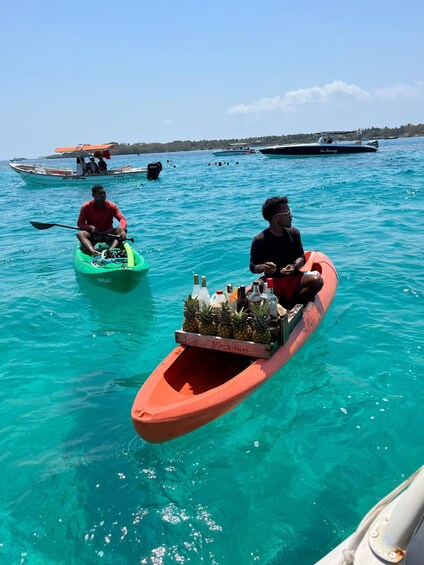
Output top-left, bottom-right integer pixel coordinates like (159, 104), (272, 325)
(9, 143), (162, 186)
(131, 250), (338, 443)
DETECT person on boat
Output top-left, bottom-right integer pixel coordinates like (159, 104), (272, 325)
(87, 157), (99, 174)
(76, 157), (84, 175)
(78, 156), (90, 174)
(76, 184), (127, 256)
(249, 196), (323, 308)
(98, 156), (107, 172)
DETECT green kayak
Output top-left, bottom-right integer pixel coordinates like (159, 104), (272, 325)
(73, 241), (150, 293)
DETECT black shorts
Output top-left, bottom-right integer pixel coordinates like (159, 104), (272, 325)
(91, 228), (120, 245)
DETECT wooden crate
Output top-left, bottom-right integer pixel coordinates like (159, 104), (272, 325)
(175, 330), (279, 358)
(175, 304), (304, 359)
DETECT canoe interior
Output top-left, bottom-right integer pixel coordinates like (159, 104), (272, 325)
(164, 347), (252, 395)
(74, 244), (149, 293)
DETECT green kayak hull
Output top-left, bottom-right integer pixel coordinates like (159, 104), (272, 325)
(73, 242), (150, 293)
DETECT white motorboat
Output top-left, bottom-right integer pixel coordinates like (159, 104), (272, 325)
(9, 143), (162, 187)
(213, 143), (256, 157)
(316, 465), (424, 565)
(259, 132), (378, 157)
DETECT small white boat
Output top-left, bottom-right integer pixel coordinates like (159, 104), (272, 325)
(9, 143), (162, 187)
(213, 143), (256, 157)
(316, 465), (424, 565)
(260, 131), (378, 157)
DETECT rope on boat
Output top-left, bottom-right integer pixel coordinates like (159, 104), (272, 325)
(14, 170), (33, 187)
(90, 249), (128, 267)
(336, 465), (424, 565)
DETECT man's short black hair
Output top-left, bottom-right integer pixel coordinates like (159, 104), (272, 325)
(92, 184), (104, 196)
(262, 196), (289, 222)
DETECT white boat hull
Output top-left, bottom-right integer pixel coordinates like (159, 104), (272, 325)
(9, 163), (160, 186)
(213, 150), (255, 157)
(316, 465), (424, 564)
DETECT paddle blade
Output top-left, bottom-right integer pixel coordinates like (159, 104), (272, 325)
(30, 221), (55, 230)
(29, 221), (79, 231)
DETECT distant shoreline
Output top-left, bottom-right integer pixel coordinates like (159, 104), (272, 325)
(12, 123), (424, 160)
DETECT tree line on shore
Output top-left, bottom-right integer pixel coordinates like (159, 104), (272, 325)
(108, 123), (424, 155)
(45, 123), (424, 158)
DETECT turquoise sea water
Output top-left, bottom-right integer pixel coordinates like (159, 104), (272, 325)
(1, 139), (423, 564)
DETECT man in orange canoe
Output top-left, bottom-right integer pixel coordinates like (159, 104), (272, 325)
(249, 196), (323, 307)
(77, 184), (127, 256)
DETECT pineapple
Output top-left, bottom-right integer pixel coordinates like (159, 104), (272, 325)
(182, 296), (199, 333)
(232, 308), (253, 341)
(250, 302), (272, 344)
(198, 304), (217, 336)
(217, 302), (233, 339)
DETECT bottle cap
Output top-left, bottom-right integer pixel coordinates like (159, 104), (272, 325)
(267, 278), (274, 288)
(216, 290), (223, 294)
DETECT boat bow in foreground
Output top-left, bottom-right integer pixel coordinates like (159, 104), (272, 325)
(316, 465), (424, 565)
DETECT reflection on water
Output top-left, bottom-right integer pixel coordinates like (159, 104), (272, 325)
(76, 273), (155, 336)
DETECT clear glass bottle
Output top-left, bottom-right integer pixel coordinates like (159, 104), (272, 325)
(265, 278), (278, 319)
(259, 280), (269, 303)
(191, 273), (201, 299)
(198, 276), (211, 308)
(249, 281), (262, 305)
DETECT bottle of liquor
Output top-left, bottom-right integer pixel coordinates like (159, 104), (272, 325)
(198, 276), (211, 308)
(259, 280), (269, 303)
(236, 285), (249, 312)
(226, 283), (237, 310)
(248, 281), (262, 305)
(226, 283), (233, 301)
(265, 278), (278, 320)
(191, 273), (201, 299)
(263, 278), (280, 343)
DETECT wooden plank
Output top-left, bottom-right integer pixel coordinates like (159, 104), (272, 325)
(288, 304), (304, 332)
(279, 311), (289, 345)
(175, 330), (273, 358)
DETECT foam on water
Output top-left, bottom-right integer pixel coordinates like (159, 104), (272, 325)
(0, 139), (423, 563)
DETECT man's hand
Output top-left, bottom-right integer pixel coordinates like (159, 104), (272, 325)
(116, 227), (127, 241)
(280, 264), (296, 276)
(263, 261), (276, 275)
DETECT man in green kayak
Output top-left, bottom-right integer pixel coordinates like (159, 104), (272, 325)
(249, 196), (323, 307)
(77, 184), (127, 256)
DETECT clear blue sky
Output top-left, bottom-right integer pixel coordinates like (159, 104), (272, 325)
(1, 0), (423, 159)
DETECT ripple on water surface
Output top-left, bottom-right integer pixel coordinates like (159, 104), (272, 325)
(0, 140), (423, 563)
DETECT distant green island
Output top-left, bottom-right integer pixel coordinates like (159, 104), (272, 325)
(44, 123), (423, 158)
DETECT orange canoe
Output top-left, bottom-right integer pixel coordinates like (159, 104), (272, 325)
(132, 251), (338, 443)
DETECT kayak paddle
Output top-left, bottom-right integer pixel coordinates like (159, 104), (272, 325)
(29, 221), (134, 242)
(30, 221), (80, 231)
